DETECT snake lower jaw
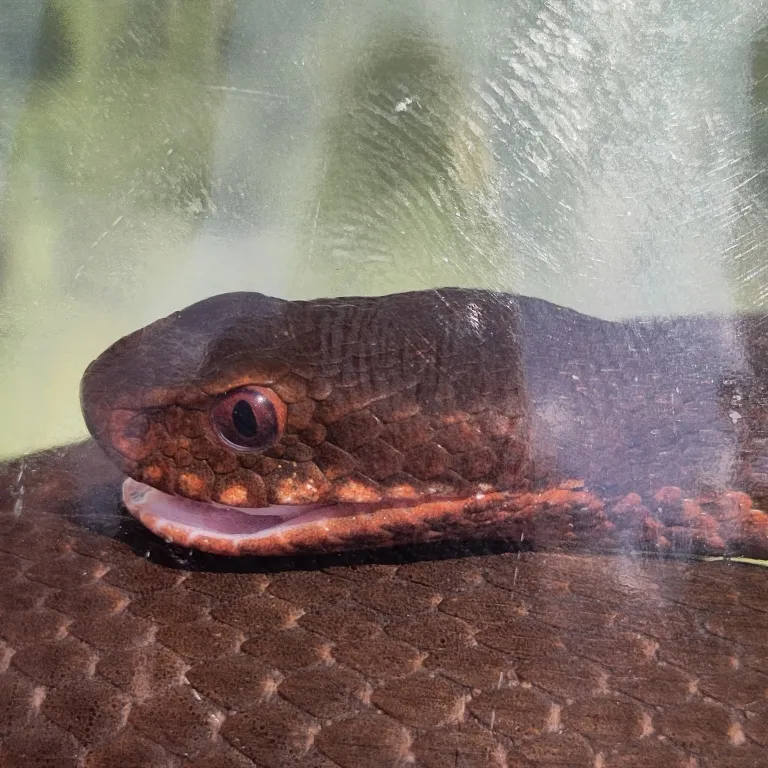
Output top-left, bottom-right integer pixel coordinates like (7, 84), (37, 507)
(122, 477), (535, 557)
(121, 476), (768, 559)
(122, 478), (375, 556)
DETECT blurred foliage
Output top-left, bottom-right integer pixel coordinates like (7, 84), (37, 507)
(1, 3), (767, 458)
(3, 0), (233, 305)
(297, 22), (504, 298)
(754, 27), (768, 165)
(21, 0), (228, 208)
(728, 25), (768, 310)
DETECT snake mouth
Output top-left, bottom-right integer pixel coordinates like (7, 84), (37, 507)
(122, 478), (377, 556)
(122, 478), (522, 557)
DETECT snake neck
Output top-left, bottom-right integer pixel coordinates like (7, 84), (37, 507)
(518, 297), (766, 503)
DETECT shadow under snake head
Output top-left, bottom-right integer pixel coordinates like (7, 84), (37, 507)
(80, 289), (536, 556)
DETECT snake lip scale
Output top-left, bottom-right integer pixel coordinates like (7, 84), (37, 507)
(81, 288), (768, 558)
(123, 476), (399, 556)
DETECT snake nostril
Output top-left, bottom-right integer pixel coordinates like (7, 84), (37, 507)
(109, 409), (152, 460)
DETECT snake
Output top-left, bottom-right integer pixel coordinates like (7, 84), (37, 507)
(1, 287), (767, 766)
(80, 287), (768, 559)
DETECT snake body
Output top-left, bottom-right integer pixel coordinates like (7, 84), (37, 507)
(1, 288), (767, 766)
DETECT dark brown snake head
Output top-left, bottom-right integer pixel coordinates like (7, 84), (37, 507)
(80, 289), (533, 556)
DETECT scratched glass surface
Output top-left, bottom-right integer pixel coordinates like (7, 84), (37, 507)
(0, 1), (766, 458)
(2, 5), (768, 767)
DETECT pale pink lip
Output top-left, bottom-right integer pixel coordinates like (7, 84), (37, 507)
(121, 478), (369, 554)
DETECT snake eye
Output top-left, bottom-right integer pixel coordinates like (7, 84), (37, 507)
(210, 386), (286, 452)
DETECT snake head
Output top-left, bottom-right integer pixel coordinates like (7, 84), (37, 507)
(81, 289), (531, 556)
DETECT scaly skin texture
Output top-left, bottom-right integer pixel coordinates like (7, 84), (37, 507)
(1, 289), (767, 765)
(0, 442), (767, 767)
(81, 290), (530, 506)
(80, 289), (768, 557)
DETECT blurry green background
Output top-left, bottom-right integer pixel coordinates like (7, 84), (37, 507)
(1, 0), (767, 457)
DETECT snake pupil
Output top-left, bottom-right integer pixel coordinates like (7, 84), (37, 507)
(232, 399), (259, 438)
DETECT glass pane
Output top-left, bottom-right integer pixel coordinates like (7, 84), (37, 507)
(1, 4), (767, 767)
